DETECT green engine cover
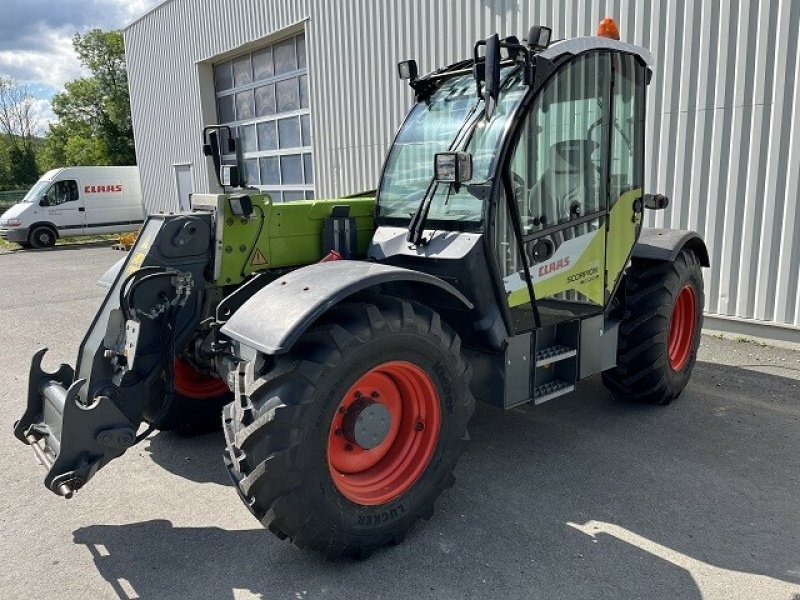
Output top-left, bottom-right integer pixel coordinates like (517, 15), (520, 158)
(213, 193), (376, 286)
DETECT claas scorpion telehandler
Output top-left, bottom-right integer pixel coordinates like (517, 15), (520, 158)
(15, 20), (708, 558)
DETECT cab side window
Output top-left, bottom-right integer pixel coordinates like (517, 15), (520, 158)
(45, 180), (79, 206)
(609, 53), (645, 206)
(509, 53), (610, 233)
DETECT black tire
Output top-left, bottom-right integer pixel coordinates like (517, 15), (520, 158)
(222, 295), (474, 558)
(28, 225), (56, 248)
(602, 249), (704, 405)
(146, 389), (232, 434)
(143, 359), (233, 434)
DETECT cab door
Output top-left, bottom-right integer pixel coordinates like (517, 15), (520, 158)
(605, 52), (647, 297)
(43, 179), (85, 234)
(495, 52), (612, 327)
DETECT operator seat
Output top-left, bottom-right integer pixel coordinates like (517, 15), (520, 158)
(527, 139), (600, 242)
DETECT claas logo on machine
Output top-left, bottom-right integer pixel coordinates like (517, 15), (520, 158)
(84, 184), (123, 193)
(538, 257), (570, 277)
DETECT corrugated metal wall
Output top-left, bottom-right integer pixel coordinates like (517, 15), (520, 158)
(125, 0), (800, 337)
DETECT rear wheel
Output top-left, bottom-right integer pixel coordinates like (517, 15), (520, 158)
(602, 249), (704, 405)
(29, 225), (56, 248)
(223, 296), (474, 558)
(144, 358), (232, 433)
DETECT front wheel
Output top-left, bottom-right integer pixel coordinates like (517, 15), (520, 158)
(28, 225), (56, 248)
(223, 295), (474, 558)
(603, 249), (704, 405)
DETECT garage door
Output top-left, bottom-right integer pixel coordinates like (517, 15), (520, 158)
(214, 32), (313, 202)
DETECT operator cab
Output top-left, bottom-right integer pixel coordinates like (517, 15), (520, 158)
(372, 25), (652, 339)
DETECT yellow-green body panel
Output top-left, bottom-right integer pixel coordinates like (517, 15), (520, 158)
(507, 226), (606, 307)
(605, 188), (643, 293)
(505, 190), (642, 309)
(216, 193), (376, 286)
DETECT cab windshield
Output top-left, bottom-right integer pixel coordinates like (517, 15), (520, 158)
(22, 180), (50, 202)
(377, 68), (526, 224)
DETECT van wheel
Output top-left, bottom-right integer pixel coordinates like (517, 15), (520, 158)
(29, 226), (56, 248)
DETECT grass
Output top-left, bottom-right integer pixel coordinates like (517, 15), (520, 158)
(0, 233), (119, 252)
(735, 335), (769, 348)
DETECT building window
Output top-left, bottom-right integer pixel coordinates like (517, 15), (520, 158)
(214, 32), (313, 202)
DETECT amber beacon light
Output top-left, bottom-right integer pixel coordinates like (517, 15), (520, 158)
(597, 17), (620, 40)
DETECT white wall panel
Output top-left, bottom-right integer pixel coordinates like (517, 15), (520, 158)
(126, 0), (800, 336)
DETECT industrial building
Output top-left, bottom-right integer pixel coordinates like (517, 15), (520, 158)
(123, 0), (800, 343)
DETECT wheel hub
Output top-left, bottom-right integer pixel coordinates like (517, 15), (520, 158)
(342, 397), (392, 450)
(327, 361), (441, 506)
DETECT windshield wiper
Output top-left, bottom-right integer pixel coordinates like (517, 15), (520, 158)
(406, 105), (482, 246)
(406, 66), (522, 246)
(406, 183), (439, 246)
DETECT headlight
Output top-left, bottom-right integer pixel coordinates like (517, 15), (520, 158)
(0, 219), (22, 227)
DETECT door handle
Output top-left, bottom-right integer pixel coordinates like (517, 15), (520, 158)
(78, 207), (86, 212)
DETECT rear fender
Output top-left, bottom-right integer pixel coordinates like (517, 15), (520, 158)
(220, 260), (473, 355)
(633, 228), (710, 267)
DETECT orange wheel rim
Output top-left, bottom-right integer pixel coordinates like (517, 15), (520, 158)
(668, 285), (697, 371)
(327, 361), (441, 506)
(173, 358), (230, 399)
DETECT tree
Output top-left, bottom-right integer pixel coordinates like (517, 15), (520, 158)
(45, 29), (135, 167)
(0, 77), (39, 186)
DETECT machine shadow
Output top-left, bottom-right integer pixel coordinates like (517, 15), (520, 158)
(76, 359), (800, 599)
(144, 429), (231, 486)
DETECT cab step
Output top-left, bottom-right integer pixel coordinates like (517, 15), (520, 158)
(533, 380), (575, 404)
(535, 345), (577, 367)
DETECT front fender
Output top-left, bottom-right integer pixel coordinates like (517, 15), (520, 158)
(220, 260), (473, 355)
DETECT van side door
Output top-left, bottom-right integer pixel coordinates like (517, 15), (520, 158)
(43, 179), (85, 234)
(82, 179), (136, 234)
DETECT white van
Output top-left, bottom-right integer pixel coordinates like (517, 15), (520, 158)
(0, 166), (144, 248)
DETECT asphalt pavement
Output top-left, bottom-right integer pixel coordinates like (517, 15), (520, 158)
(1, 244), (799, 600)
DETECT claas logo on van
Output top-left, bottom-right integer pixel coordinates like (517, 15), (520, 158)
(84, 184), (123, 193)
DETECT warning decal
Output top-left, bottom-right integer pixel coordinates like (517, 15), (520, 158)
(250, 248), (267, 267)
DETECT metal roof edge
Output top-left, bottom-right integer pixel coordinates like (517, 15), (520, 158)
(122, 0), (177, 31)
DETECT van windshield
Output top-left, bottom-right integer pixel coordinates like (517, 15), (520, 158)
(22, 180), (50, 203)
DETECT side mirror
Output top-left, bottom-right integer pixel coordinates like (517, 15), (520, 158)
(643, 193), (669, 210)
(39, 197), (49, 207)
(484, 34), (502, 119)
(434, 152), (473, 189)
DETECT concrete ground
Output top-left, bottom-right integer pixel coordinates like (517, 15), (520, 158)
(0, 245), (799, 600)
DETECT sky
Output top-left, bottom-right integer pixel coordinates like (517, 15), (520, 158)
(0, 0), (162, 133)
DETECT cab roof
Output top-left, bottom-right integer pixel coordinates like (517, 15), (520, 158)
(539, 36), (653, 66)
